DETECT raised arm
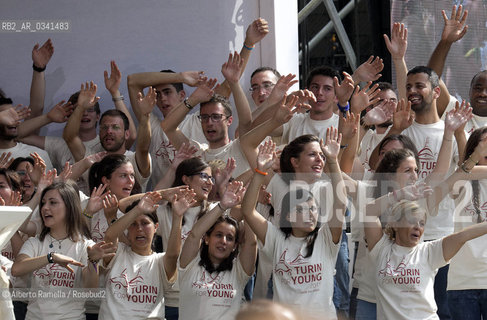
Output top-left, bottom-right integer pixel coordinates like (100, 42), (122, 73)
(442, 221), (487, 261)
(351, 56), (384, 85)
(133, 87), (155, 178)
(63, 82), (100, 162)
(104, 60), (137, 149)
(17, 100), (72, 138)
(29, 38), (54, 120)
(161, 77), (217, 150)
(153, 143), (197, 191)
(384, 23), (408, 101)
(427, 5), (468, 117)
(179, 181), (245, 268)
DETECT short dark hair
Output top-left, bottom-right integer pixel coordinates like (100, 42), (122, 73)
(250, 67), (281, 80)
(306, 66), (340, 88)
(68, 91), (100, 115)
(407, 66), (439, 88)
(159, 69), (184, 92)
(172, 157), (209, 187)
(378, 134), (419, 165)
(99, 109), (130, 131)
(200, 94), (233, 117)
(377, 82), (394, 92)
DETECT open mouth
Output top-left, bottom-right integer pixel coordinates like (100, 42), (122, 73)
(408, 96), (421, 104)
(312, 165), (322, 172)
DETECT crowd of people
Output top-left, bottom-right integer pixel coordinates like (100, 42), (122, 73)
(0, 4), (486, 320)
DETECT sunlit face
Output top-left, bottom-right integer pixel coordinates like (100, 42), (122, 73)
(289, 198), (318, 236)
(393, 209), (425, 247)
(15, 161), (35, 201)
(307, 75), (336, 115)
(291, 142), (324, 181)
(205, 222), (237, 265)
(155, 84), (185, 118)
(469, 72), (487, 117)
(0, 174), (13, 205)
(183, 167), (213, 202)
(394, 156), (418, 188)
(406, 73), (438, 114)
(99, 116), (129, 152)
(41, 189), (67, 229)
(102, 162), (135, 199)
(250, 70), (279, 106)
(127, 214), (158, 254)
(199, 102), (232, 145)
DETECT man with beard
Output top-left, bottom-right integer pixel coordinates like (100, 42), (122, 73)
(63, 82), (151, 192)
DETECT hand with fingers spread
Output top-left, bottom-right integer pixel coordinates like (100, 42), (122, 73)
(363, 100), (396, 126)
(170, 143), (199, 170)
(392, 99), (414, 132)
(221, 52), (243, 84)
(32, 38), (54, 70)
(87, 241), (117, 262)
(137, 192), (162, 214)
(137, 87), (157, 116)
(289, 89), (316, 113)
(339, 112), (359, 140)
(441, 5), (468, 43)
(395, 182), (433, 202)
(54, 162), (73, 183)
(102, 193), (119, 212)
(350, 82), (381, 114)
(86, 184), (109, 216)
(181, 71), (205, 87)
(257, 185), (272, 205)
(353, 56), (384, 83)
(245, 18), (269, 47)
(266, 74), (298, 106)
(321, 127), (342, 161)
(274, 94), (299, 125)
(220, 180), (246, 210)
(384, 23), (408, 60)
(445, 100), (472, 136)
(0, 152), (13, 169)
(0, 105), (31, 126)
(256, 140), (276, 173)
(29, 153), (47, 186)
(188, 77), (218, 105)
(215, 158), (236, 200)
(104, 60), (122, 96)
(86, 151), (108, 166)
(77, 82), (100, 111)
(170, 188), (197, 218)
(7, 191), (22, 206)
(38, 169), (55, 191)
(50, 253), (84, 273)
(47, 100), (73, 123)
(334, 72), (355, 106)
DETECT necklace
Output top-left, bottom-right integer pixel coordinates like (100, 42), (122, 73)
(49, 234), (68, 250)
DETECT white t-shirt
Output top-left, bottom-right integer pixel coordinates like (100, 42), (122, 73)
(99, 243), (173, 320)
(447, 180), (487, 290)
(149, 113), (208, 189)
(358, 127), (390, 174)
(45, 136), (103, 172)
(261, 223), (340, 320)
(178, 255), (250, 320)
(441, 95), (484, 136)
(0, 143), (53, 170)
(89, 208), (124, 244)
(192, 139), (250, 178)
(370, 234), (447, 320)
(402, 120), (458, 240)
(281, 113), (339, 145)
(19, 235), (95, 320)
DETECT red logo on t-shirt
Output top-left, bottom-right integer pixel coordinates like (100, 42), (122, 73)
(109, 268), (144, 289)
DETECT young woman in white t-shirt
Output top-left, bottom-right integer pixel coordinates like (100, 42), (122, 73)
(241, 129), (347, 320)
(178, 180), (257, 320)
(11, 181), (112, 320)
(99, 189), (193, 320)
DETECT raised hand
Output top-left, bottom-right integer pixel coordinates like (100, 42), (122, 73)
(445, 100), (472, 134)
(47, 100), (73, 123)
(54, 162), (72, 183)
(321, 127), (342, 161)
(289, 89), (316, 113)
(29, 152), (46, 186)
(441, 5), (468, 43)
(350, 82), (381, 114)
(181, 71), (205, 87)
(7, 191), (22, 206)
(85, 151), (108, 166)
(257, 185), (272, 205)
(0, 152), (13, 169)
(256, 140), (276, 172)
(104, 60), (122, 96)
(32, 38), (54, 69)
(0, 105), (31, 127)
(339, 112), (359, 140)
(87, 184), (109, 215)
(189, 77), (218, 105)
(171, 188), (197, 218)
(274, 94), (299, 125)
(384, 23), (408, 60)
(171, 142), (199, 170)
(87, 241), (117, 262)
(266, 74), (298, 106)
(220, 180), (246, 210)
(51, 253), (84, 273)
(38, 169), (55, 190)
(363, 100), (395, 126)
(137, 192), (162, 214)
(353, 56), (384, 83)
(245, 18), (269, 47)
(215, 157), (236, 199)
(395, 182), (433, 202)
(392, 99), (414, 132)
(77, 82), (100, 110)
(136, 87), (157, 116)
(221, 52), (243, 84)
(334, 72), (355, 106)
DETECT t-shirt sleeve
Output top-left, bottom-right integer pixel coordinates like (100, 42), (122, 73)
(260, 222), (278, 260)
(426, 238), (448, 269)
(158, 252), (176, 288)
(234, 257), (251, 288)
(368, 233), (389, 261)
(19, 236), (39, 258)
(319, 224), (340, 259)
(103, 242), (127, 270)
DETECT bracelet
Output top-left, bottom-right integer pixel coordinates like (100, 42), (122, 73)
(183, 97), (194, 110)
(443, 136), (453, 142)
(112, 95), (124, 102)
(82, 208), (93, 219)
(47, 252), (55, 264)
(460, 161), (472, 173)
(32, 63), (46, 72)
(337, 102), (350, 114)
(340, 144), (348, 149)
(243, 43), (254, 50)
(218, 202), (227, 211)
(254, 168), (268, 176)
(466, 156), (479, 165)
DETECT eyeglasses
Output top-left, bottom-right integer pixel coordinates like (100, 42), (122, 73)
(249, 82), (276, 93)
(197, 114), (228, 123)
(191, 172), (215, 184)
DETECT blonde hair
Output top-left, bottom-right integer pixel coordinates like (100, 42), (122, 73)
(384, 200), (426, 241)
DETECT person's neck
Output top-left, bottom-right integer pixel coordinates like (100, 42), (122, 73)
(49, 227), (68, 240)
(294, 173), (319, 185)
(79, 128), (97, 141)
(0, 138), (16, 149)
(132, 245), (153, 256)
(291, 228), (309, 238)
(106, 146), (126, 155)
(414, 104), (440, 124)
(309, 109), (333, 121)
(209, 137), (230, 149)
(376, 126), (389, 134)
